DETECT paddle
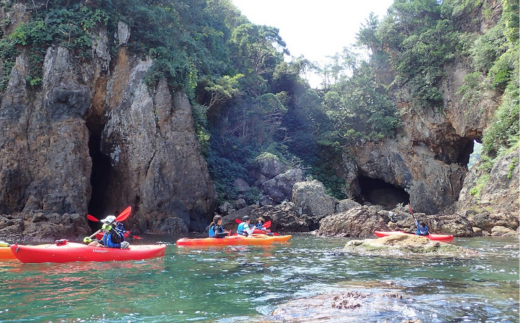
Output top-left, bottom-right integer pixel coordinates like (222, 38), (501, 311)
(408, 203), (416, 220)
(86, 207), (142, 240)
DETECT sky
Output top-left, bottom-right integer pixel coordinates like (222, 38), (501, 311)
(231, 0), (395, 86)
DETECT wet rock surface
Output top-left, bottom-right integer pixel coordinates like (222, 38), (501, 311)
(260, 283), (423, 323)
(344, 234), (479, 258)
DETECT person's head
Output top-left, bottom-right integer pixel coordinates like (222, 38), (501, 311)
(257, 217), (265, 224)
(213, 214), (222, 225)
(419, 221), (426, 227)
(243, 215), (250, 223)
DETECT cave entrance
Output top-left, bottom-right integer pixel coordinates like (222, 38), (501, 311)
(87, 131), (112, 230)
(356, 176), (409, 210)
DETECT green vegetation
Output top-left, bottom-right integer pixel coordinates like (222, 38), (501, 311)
(508, 157), (518, 179)
(0, 0), (516, 207)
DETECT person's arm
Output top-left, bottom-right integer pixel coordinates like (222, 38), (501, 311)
(245, 224), (255, 236)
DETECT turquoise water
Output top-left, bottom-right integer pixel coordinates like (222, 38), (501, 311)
(0, 234), (518, 322)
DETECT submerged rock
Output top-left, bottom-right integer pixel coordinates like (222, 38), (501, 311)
(263, 286), (423, 323)
(344, 234), (478, 258)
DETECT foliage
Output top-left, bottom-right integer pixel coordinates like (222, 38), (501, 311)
(377, 0), (460, 110)
(324, 60), (400, 143)
(469, 173), (490, 197)
(507, 157), (517, 179)
(0, 2), (109, 89)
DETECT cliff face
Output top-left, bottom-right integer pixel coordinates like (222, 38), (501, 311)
(0, 6), (214, 238)
(344, 0), (511, 215)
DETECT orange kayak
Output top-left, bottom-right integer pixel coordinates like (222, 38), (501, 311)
(176, 235), (277, 246)
(0, 246), (16, 260)
(231, 234), (292, 242)
(10, 242), (166, 263)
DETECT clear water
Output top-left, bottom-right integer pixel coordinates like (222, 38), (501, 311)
(0, 234), (518, 322)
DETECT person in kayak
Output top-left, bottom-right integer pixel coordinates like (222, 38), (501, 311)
(415, 219), (429, 236)
(84, 215), (129, 249)
(208, 215), (228, 238)
(237, 216), (255, 236)
(255, 217), (268, 231)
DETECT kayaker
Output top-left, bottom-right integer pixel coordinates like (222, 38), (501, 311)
(83, 215), (129, 249)
(415, 219), (429, 236)
(208, 215), (229, 238)
(255, 217), (268, 231)
(237, 216), (255, 236)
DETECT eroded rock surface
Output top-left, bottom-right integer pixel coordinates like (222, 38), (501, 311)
(344, 234), (479, 258)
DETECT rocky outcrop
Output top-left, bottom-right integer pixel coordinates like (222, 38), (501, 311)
(261, 168), (303, 203)
(0, 211), (90, 242)
(317, 206), (390, 238)
(318, 205), (474, 238)
(101, 72), (214, 233)
(456, 147), (519, 235)
(267, 283), (424, 323)
(344, 234), (479, 258)
(292, 180), (336, 220)
(349, 138), (467, 215)
(0, 46), (93, 221)
(0, 18), (214, 238)
(222, 203), (314, 233)
(335, 199), (361, 213)
(342, 2), (505, 216)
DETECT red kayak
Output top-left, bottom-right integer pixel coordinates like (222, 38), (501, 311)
(10, 242), (166, 263)
(374, 231), (454, 241)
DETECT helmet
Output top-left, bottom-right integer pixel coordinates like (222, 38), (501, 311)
(100, 215), (116, 223)
(242, 215), (250, 221)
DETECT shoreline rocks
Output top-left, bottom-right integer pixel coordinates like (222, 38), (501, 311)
(343, 234), (479, 258)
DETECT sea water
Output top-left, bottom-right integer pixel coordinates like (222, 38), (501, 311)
(0, 234), (518, 322)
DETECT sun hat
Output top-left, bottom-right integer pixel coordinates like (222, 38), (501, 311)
(100, 215), (116, 223)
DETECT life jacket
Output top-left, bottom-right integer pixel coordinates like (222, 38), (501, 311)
(237, 222), (247, 235)
(209, 224), (225, 238)
(101, 227), (125, 248)
(256, 223), (266, 230)
(415, 219), (429, 236)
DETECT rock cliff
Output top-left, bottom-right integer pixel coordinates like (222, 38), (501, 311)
(0, 6), (214, 240)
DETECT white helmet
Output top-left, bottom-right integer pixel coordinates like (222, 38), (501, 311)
(100, 215), (116, 223)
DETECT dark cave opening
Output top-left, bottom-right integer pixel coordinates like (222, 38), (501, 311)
(87, 132), (112, 230)
(457, 138), (475, 166)
(356, 176), (410, 210)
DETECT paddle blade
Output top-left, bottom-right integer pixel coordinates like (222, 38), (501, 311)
(116, 206), (132, 222)
(132, 235), (143, 240)
(263, 221), (271, 228)
(408, 203), (413, 214)
(87, 214), (99, 222)
(235, 218), (242, 224)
